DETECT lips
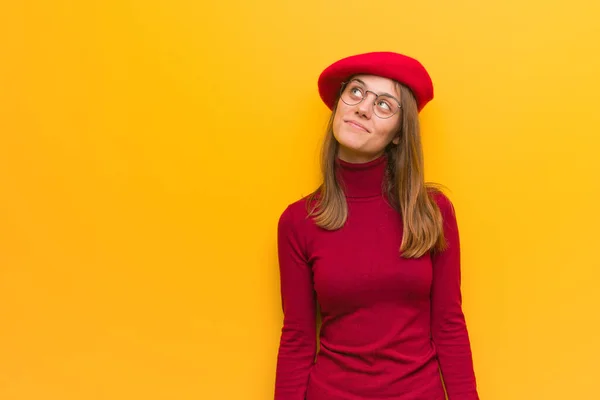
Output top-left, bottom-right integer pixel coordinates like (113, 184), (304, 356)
(344, 120), (370, 132)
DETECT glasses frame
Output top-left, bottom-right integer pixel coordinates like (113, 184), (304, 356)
(339, 81), (402, 119)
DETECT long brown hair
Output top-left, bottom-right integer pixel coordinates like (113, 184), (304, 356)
(306, 82), (447, 259)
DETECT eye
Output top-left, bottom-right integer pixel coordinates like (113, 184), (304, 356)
(377, 99), (392, 111)
(349, 85), (364, 98)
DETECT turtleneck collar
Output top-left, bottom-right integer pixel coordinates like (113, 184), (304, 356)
(336, 154), (388, 198)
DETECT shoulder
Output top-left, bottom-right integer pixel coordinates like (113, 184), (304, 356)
(427, 186), (458, 223)
(428, 187), (454, 210)
(277, 196), (315, 258)
(427, 187), (461, 255)
(278, 195), (313, 232)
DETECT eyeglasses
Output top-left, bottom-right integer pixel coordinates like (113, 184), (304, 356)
(339, 80), (402, 119)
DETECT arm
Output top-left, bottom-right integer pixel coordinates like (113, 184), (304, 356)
(430, 194), (479, 400)
(274, 205), (317, 400)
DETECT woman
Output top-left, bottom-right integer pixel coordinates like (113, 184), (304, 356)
(274, 52), (479, 400)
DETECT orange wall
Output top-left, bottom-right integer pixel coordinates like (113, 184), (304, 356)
(1, 1), (599, 399)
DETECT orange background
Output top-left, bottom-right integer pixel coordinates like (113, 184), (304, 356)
(1, 1), (599, 399)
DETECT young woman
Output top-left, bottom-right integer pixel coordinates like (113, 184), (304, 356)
(274, 52), (479, 400)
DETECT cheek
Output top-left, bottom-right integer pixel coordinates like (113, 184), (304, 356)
(332, 104), (349, 136)
(332, 110), (342, 131)
(373, 119), (400, 142)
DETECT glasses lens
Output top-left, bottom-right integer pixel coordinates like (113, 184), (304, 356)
(341, 82), (363, 106)
(373, 96), (399, 119)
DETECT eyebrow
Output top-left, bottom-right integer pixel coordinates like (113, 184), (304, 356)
(351, 78), (401, 103)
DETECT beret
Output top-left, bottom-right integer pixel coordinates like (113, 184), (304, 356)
(317, 51), (434, 112)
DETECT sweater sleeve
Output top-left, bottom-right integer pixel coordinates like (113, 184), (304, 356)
(430, 194), (479, 400)
(274, 205), (317, 400)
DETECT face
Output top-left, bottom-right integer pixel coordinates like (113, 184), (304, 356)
(332, 74), (402, 163)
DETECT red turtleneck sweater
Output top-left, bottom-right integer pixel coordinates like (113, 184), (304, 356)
(274, 155), (479, 400)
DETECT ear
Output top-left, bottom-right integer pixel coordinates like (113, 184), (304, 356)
(392, 135), (400, 145)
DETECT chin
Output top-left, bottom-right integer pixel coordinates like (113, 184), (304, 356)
(335, 135), (364, 153)
(337, 143), (374, 160)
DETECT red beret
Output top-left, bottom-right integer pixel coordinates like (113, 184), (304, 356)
(317, 51), (434, 112)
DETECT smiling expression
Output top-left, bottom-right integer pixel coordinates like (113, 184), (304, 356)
(332, 74), (402, 163)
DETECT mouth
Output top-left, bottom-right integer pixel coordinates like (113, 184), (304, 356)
(344, 120), (370, 133)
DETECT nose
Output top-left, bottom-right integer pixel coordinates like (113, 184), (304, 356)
(355, 91), (376, 118)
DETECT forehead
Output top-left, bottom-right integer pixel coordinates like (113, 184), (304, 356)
(350, 74), (399, 97)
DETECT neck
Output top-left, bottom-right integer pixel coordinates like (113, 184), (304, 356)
(337, 147), (385, 164)
(336, 154), (387, 198)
